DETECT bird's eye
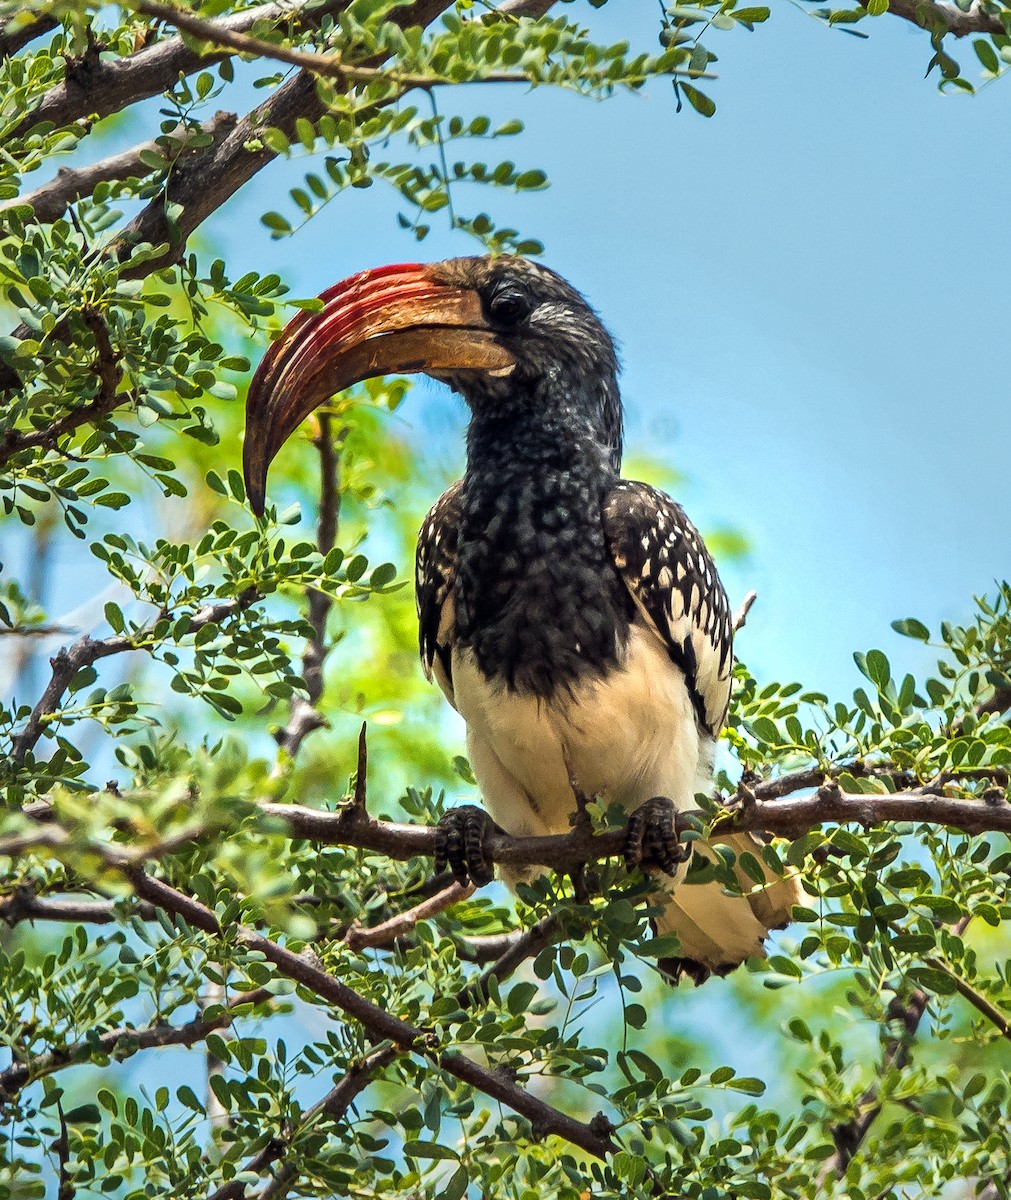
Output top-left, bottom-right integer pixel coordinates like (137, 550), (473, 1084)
(488, 288), (530, 327)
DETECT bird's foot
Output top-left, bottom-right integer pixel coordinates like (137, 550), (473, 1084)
(434, 804), (496, 887)
(623, 796), (692, 877)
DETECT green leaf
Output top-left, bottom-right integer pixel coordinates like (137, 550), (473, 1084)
(442, 1166), (469, 1200)
(261, 211), (293, 236)
(891, 617), (930, 641)
(680, 83), (716, 117)
(403, 1140), (458, 1161)
(906, 966), (958, 996)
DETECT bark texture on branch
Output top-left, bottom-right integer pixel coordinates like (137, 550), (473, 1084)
(6, 0), (351, 142)
(882, 0), (1004, 37)
(0, 111), (238, 224)
(258, 780), (1011, 872)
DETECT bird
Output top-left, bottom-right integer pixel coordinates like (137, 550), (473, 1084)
(243, 255), (801, 982)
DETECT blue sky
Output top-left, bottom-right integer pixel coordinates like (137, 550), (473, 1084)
(192, 0), (1011, 703)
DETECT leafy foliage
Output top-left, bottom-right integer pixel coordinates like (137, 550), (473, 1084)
(1, 0), (1010, 1197)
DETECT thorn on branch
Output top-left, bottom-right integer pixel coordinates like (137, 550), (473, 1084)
(733, 589), (757, 633)
(353, 722), (368, 812)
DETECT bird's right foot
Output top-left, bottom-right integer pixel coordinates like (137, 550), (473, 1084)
(434, 804), (496, 887)
(624, 796), (692, 877)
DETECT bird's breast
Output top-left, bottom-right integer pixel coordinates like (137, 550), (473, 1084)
(453, 462), (632, 698)
(452, 620), (711, 838)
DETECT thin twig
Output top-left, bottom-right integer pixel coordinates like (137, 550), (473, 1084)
(458, 913), (564, 1007)
(343, 879), (474, 951)
(124, 866), (616, 1160)
(5, 0), (352, 142)
(0, 986), (274, 1100)
(133, 0), (552, 88)
(7, 588), (257, 766)
(208, 1045), (399, 1200)
(923, 955), (1011, 1042)
(0, 305), (124, 468)
(821, 990), (929, 1180)
(274, 413), (340, 757)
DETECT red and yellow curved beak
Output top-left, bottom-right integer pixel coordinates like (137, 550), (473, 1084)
(243, 261), (514, 516)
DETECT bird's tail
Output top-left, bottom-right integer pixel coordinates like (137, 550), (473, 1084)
(654, 832), (803, 984)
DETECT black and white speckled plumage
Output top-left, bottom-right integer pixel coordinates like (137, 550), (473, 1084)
(415, 256), (731, 731)
(413, 256), (800, 976)
(604, 481), (733, 736)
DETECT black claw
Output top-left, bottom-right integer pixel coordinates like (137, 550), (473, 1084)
(623, 796), (692, 877)
(434, 804), (496, 886)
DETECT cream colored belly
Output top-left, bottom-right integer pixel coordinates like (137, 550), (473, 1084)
(451, 619), (712, 839)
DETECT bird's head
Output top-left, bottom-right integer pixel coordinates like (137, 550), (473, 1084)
(243, 256), (622, 516)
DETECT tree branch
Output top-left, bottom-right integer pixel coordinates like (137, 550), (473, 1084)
(878, 0), (1005, 38)
(108, 0), (454, 278)
(820, 913), (975, 1179)
(208, 1045), (400, 1200)
(0, 984), (274, 1100)
(0, 304), (124, 468)
(923, 954), (1011, 1041)
(343, 879), (474, 951)
(133, 0), (541, 88)
(5, 0), (353, 142)
(274, 413), (341, 757)
(0, 10), (58, 58)
(0, 111), (237, 224)
(7, 587), (258, 766)
(0, 888), (156, 925)
(822, 989), (929, 1180)
(257, 779), (1011, 873)
(124, 866), (617, 1160)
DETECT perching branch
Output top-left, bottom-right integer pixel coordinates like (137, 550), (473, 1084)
(124, 866), (618, 1160)
(257, 777), (1011, 873)
(0, 984), (274, 1101)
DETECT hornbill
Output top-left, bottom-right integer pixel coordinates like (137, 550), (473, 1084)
(243, 256), (801, 982)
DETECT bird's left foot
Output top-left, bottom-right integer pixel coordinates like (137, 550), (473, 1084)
(434, 804), (497, 887)
(624, 796), (692, 877)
